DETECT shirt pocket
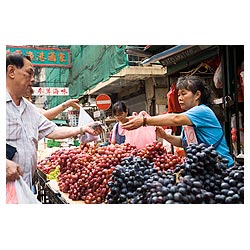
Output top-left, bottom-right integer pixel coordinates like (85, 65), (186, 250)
(24, 122), (39, 145)
(6, 118), (22, 140)
(30, 128), (39, 145)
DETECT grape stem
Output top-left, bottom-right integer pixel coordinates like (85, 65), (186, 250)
(174, 169), (183, 184)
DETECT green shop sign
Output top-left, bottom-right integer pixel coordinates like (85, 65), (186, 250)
(6, 45), (71, 68)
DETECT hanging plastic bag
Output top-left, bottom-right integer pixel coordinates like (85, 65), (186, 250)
(213, 62), (223, 88)
(124, 111), (157, 149)
(78, 107), (100, 143)
(167, 83), (183, 113)
(6, 177), (40, 204)
(162, 128), (173, 153)
(6, 181), (18, 204)
(231, 112), (244, 145)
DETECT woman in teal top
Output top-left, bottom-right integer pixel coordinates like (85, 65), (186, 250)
(122, 75), (234, 167)
(181, 104), (234, 167)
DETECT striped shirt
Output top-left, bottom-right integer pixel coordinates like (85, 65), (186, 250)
(6, 91), (57, 188)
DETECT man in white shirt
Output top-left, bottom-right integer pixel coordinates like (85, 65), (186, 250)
(6, 53), (102, 188)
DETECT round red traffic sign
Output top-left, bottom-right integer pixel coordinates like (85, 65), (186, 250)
(96, 94), (112, 110)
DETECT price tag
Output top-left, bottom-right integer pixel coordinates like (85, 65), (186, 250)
(93, 110), (101, 118)
(184, 126), (198, 145)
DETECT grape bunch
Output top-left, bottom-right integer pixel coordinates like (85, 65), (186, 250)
(106, 143), (244, 204)
(37, 149), (64, 174)
(106, 155), (200, 204)
(106, 156), (158, 204)
(174, 143), (244, 204)
(216, 164), (244, 203)
(46, 166), (60, 181)
(137, 141), (183, 171)
(57, 143), (136, 203)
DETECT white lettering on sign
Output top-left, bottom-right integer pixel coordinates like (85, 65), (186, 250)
(32, 87), (69, 96)
(96, 100), (112, 104)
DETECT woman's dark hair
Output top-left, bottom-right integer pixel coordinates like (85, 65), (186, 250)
(6, 53), (31, 73)
(176, 75), (211, 105)
(112, 101), (128, 115)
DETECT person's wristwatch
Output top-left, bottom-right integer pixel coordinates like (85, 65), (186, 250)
(62, 103), (68, 110)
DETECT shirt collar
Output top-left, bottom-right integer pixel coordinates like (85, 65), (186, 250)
(6, 90), (28, 109)
(6, 91), (12, 102)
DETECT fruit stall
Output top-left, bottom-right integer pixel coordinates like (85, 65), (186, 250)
(35, 141), (244, 204)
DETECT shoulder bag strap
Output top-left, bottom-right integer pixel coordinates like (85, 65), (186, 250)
(212, 132), (224, 148)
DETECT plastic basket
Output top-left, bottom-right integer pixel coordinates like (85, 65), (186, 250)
(47, 139), (54, 148)
(74, 140), (80, 147)
(54, 141), (61, 147)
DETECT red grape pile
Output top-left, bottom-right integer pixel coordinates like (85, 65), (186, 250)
(137, 141), (184, 171)
(37, 150), (63, 174)
(57, 143), (136, 203)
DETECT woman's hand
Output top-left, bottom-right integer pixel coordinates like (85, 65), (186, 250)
(121, 116), (143, 130)
(155, 126), (167, 139)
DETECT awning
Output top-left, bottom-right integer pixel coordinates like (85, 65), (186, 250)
(125, 45), (174, 58)
(166, 46), (218, 75)
(141, 45), (213, 67)
(83, 65), (167, 95)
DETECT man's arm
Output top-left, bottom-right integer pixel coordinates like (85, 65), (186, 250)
(46, 122), (103, 140)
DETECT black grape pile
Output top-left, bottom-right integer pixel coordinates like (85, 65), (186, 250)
(106, 156), (158, 204)
(174, 143), (244, 204)
(106, 143), (244, 204)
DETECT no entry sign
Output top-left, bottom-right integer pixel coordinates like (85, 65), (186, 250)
(96, 94), (112, 110)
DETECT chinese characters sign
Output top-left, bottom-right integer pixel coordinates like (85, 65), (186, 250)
(6, 45), (71, 68)
(33, 87), (69, 96)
